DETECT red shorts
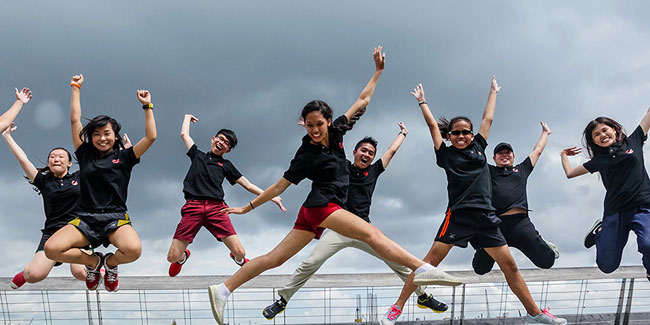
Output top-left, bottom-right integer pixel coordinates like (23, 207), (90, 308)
(293, 203), (342, 239)
(174, 200), (236, 243)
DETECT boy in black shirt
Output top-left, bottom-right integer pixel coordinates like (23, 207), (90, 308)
(472, 122), (558, 275)
(167, 114), (286, 277)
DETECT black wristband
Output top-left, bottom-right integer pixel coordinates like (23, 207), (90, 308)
(249, 201), (255, 210)
(399, 131), (407, 137)
(418, 100), (427, 106)
(142, 103), (153, 110)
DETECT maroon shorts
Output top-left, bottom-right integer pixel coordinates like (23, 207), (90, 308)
(293, 203), (342, 239)
(174, 200), (236, 243)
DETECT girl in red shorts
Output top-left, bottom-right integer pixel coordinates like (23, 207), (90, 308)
(207, 46), (461, 325)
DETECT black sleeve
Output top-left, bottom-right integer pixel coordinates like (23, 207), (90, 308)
(283, 147), (312, 185)
(435, 143), (448, 168)
(186, 144), (199, 159)
(520, 157), (534, 177)
(119, 147), (141, 169)
(630, 125), (647, 145)
(331, 115), (350, 135)
(31, 171), (45, 189)
(474, 133), (488, 150)
(74, 142), (91, 163)
(583, 159), (599, 174)
(224, 161), (244, 186)
(373, 159), (385, 176)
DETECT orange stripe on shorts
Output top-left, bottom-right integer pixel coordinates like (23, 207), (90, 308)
(439, 208), (451, 237)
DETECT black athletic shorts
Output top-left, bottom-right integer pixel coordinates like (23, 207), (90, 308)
(69, 211), (131, 248)
(435, 208), (506, 249)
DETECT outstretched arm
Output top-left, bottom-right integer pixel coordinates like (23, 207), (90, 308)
(528, 121), (552, 167)
(412, 84), (444, 150)
(478, 75), (501, 140)
(380, 122), (408, 169)
(222, 178), (292, 215)
(0, 88), (31, 133)
(344, 46), (385, 121)
(639, 106), (650, 135)
(560, 147), (589, 178)
(180, 114), (197, 150)
(235, 176), (287, 212)
(2, 124), (38, 182)
(132, 90), (157, 158)
(70, 74), (84, 149)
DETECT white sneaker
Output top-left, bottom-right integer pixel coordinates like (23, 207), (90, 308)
(544, 239), (560, 259)
(380, 304), (402, 325)
(208, 284), (227, 324)
(413, 268), (462, 286)
(524, 307), (567, 324)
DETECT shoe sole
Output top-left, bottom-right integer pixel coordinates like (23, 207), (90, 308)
(262, 308), (284, 320)
(413, 278), (463, 286)
(417, 304), (446, 313)
(208, 285), (224, 325)
(105, 285), (119, 292)
(10, 283), (19, 289)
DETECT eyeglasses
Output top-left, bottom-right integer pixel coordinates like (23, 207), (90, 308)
(217, 135), (231, 148)
(449, 130), (472, 136)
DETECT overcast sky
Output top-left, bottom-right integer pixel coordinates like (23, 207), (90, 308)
(1, 1), (650, 280)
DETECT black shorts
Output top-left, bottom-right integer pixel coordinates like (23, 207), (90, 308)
(435, 208), (506, 249)
(69, 211), (131, 248)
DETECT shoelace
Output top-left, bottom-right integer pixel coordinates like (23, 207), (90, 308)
(541, 307), (556, 318)
(106, 270), (118, 282)
(386, 306), (401, 321)
(87, 268), (98, 281)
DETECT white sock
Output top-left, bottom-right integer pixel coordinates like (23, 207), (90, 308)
(218, 283), (231, 299)
(235, 256), (244, 264)
(179, 252), (188, 264)
(414, 263), (435, 274)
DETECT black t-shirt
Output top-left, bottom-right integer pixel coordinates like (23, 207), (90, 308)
(182, 144), (243, 201)
(435, 134), (494, 212)
(583, 125), (650, 216)
(32, 170), (81, 231)
(489, 157), (534, 216)
(346, 160), (385, 223)
(283, 115), (350, 208)
(75, 142), (140, 212)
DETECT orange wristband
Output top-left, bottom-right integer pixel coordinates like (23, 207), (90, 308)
(71, 83), (81, 89)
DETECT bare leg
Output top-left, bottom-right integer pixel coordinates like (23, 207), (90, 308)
(484, 245), (540, 316)
(69, 263), (87, 281)
(394, 241), (454, 310)
(167, 239), (190, 263)
(105, 225), (142, 267)
(224, 229), (314, 291)
(221, 235), (246, 261)
(44, 225), (96, 268)
(23, 252), (56, 283)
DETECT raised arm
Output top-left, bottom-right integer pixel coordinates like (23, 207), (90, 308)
(180, 114), (197, 150)
(222, 178), (292, 215)
(639, 106), (650, 135)
(560, 147), (589, 178)
(0, 88), (32, 133)
(235, 176), (287, 212)
(380, 122), (408, 169)
(70, 74), (84, 149)
(344, 46), (385, 121)
(528, 121), (552, 166)
(2, 123), (38, 182)
(477, 75), (501, 140)
(132, 90), (157, 158)
(412, 84), (444, 150)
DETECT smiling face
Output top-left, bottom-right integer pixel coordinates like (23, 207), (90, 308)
(353, 142), (376, 169)
(591, 123), (618, 148)
(448, 120), (474, 149)
(211, 133), (232, 156)
(91, 123), (116, 153)
(304, 111), (331, 145)
(48, 149), (72, 177)
(494, 148), (514, 167)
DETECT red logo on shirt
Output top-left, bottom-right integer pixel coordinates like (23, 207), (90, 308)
(71, 180), (78, 186)
(363, 171), (369, 176)
(339, 142), (343, 149)
(513, 168), (519, 173)
(217, 162), (223, 166)
(478, 151), (482, 155)
(112, 159), (120, 164)
(626, 149), (634, 154)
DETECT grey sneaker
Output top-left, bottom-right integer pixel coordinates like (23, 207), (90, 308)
(544, 239), (560, 259)
(208, 284), (227, 325)
(262, 297), (287, 319)
(413, 268), (462, 286)
(525, 307), (567, 324)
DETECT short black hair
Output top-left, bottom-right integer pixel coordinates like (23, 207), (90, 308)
(217, 129), (238, 149)
(354, 136), (377, 151)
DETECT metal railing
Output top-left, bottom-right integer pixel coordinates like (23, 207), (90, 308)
(1, 266), (648, 324)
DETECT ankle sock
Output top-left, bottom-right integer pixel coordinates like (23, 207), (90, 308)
(218, 283), (231, 299)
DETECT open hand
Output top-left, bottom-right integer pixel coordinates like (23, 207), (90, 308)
(185, 114), (198, 123)
(491, 75), (501, 93)
(271, 196), (287, 212)
(561, 146), (581, 156)
(540, 121), (552, 134)
(15, 88), (32, 104)
(373, 45), (386, 71)
(410, 83), (426, 102)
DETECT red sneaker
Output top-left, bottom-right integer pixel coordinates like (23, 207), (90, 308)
(86, 252), (104, 290)
(230, 252), (249, 266)
(103, 252), (119, 292)
(169, 249), (191, 277)
(11, 271), (26, 289)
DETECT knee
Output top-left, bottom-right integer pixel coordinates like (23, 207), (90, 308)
(43, 241), (63, 260)
(120, 242), (142, 261)
(231, 246), (246, 259)
(71, 266), (87, 281)
(361, 226), (384, 246)
(261, 253), (288, 269)
(597, 261), (618, 274)
(536, 257), (555, 269)
(167, 250), (182, 263)
(23, 268), (48, 283)
(499, 259), (519, 274)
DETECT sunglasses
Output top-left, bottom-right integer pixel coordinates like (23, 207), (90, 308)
(449, 130), (472, 136)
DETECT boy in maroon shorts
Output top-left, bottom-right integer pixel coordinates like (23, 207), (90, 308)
(167, 114), (286, 277)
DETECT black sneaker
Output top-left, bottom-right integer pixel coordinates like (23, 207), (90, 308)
(584, 219), (602, 249)
(262, 297), (287, 320)
(417, 294), (448, 313)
